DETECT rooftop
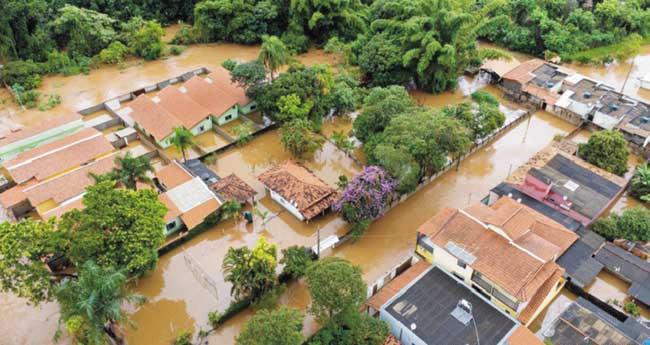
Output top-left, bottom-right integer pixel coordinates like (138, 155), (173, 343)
(617, 102), (650, 141)
(544, 297), (649, 345)
(567, 78), (608, 104)
(4, 128), (114, 184)
(156, 86), (212, 129)
(257, 161), (338, 220)
(556, 228), (605, 288)
(480, 57), (522, 78)
(181, 76), (239, 118)
(128, 94), (180, 141)
(206, 67), (251, 107)
(382, 265), (519, 345)
(417, 197), (573, 303)
(594, 243), (650, 306)
(211, 173), (257, 204)
(0, 113), (81, 147)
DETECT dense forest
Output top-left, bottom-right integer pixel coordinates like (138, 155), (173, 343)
(1, 0), (650, 92)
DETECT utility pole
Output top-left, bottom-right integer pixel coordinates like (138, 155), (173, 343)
(621, 56), (637, 94)
(317, 227), (321, 259)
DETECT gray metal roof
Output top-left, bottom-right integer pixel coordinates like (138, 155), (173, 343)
(595, 244), (650, 306)
(384, 266), (516, 345)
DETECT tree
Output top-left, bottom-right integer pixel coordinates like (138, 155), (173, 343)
(125, 19), (165, 60)
(592, 207), (650, 241)
(1, 60), (43, 90)
(280, 118), (325, 159)
(55, 261), (144, 345)
(59, 181), (167, 277)
(444, 101), (505, 141)
(220, 199), (243, 220)
(356, 33), (411, 87)
(289, 0), (368, 44)
(280, 246), (312, 279)
(113, 152), (154, 190)
(630, 164), (650, 202)
(50, 5), (117, 57)
(170, 127), (195, 162)
(236, 307), (304, 345)
(223, 237), (278, 300)
(0, 218), (65, 303)
(333, 166), (396, 236)
(578, 130), (629, 176)
(259, 35), (291, 81)
(225, 59), (268, 98)
(372, 144), (420, 194)
(306, 257), (366, 327)
(98, 41), (129, 64)
(353, 86), (414, 142)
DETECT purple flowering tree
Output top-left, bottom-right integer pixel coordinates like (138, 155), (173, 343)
(334, 166), (396, 237)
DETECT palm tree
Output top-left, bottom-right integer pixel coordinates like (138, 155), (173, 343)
(114, 152), (154, 190)
(54, 261), (144, 345)
(170, 127), (195, 163)
(258, 35), (290, 81)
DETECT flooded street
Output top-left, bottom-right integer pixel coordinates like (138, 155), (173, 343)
(2, 28), (650, 344)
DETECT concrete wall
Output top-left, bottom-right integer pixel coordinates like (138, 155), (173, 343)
(215, 107), (239, 126)
(164, 216), (183, 236)
(270, 189), (305, 221)
(592, 111), (621, 130)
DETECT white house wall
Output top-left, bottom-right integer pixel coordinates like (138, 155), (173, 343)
(269, 189), (305, 221)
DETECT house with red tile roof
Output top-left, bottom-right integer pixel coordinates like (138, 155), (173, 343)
(154, 160), (222, 235)
(206, 67), (257, 115)
(180, 76), (241, 126)
(257, 161), (338, 221)
(415, 196), (578, 326)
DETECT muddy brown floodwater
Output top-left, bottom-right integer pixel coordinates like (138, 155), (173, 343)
(2, 28), (650, 344)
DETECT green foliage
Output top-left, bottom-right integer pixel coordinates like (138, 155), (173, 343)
(223, 237), (278, 300)
(207, 298), (253, 328)
(444, 101), (505, 141)
(171, 127), (196, 162)
(38, 93), (61, 111)
(353, 86), (414, 142)
(226, 60), (268, 99)
(252, 284), (286, 310)
(0, 0), (56, 61)
(2, 60), (43, 90)
(113, 152), (154, 190)
(15, 88), (40, 109)
(236, 307), (304, 345)
(233, 122), (254, 145)
(280, 118), (325, 159)
(171, 23), (200, 45)
(471, 91), (499, 107)
(331, 131), (354, 152)
(0, 218), (64, 303)
(288, 0), (368, 45)
(54, 261), (144, 344)
(578, 130), (629, 176)
(98, 41), (130, 64)
(372, 144), (420, 193)
(280, 246), (312, 279)
(307, 313), (389, 345)
(624, 301), (641, 317)
(175, 330), (193, 345)
(567, 33), (643, 64)
(630, 164), (650, 202)
(169, 45), (185, 56)
(50, 5), (117, 57)
(125, 19), (166, 60)
(592, 207), (650, 241)
(220, 199), (243, 221)
(59, 181), (167, 277)
(306, 257), (366, 327)
(259, 35), (291, 80)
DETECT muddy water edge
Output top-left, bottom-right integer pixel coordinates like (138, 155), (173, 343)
(1, 32), (649, 344)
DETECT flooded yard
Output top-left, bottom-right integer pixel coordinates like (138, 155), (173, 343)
(194, 130), (232, 152)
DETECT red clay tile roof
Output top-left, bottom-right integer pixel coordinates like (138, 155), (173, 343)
(156, 161), (193, 189)
(257, 161), (338, 220)
(129, 94), (180, 142)
(518, 266), (564, 324)
(522, 83), (560, 106)
(366, 260), (430, 310)
(502, 59), (545, 85)
(0, 113), (81, 146)
(0, 183), (29, 208)
(506, 325), (544, 345)
(207, 67), (251, 107)
(4, 128), (114, 183)
(180, 198), (220, 229)
(417, 203), (563, 302)
(23, 153), (118, 206)
(182, 76), (239, 118)
(481, 58), (521, 77)
(211, 173), (257, 203)
(159, 192), (182, 223)
(157, 86), (212, 129)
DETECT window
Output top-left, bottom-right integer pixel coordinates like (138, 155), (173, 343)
(166, 221), (176, 230)
(250, 105), (257, 110)
(457, 259), (466, 269)
(199, 125), (205, 132)
(225, 114), (232, 121)
(492, 288), (519, 310)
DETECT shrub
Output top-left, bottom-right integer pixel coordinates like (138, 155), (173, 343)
(280, 246), (313, 280)
(592, 207), (650, 241)
(169, 45), (184, 56)
(629, 164), (650, 202)
(38, 94), (61, 111)
(175, 330), (192, 345)
(578, 130), (629, 176)
(98, 41), (130, 64)
(171, 24), (199, 45)
(20, 90), (40, 109)
(624, 301), (641, 317)
(2, 60), (43, 90)
(471, 90), (499, 107)
(252, 284), (286, 311)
